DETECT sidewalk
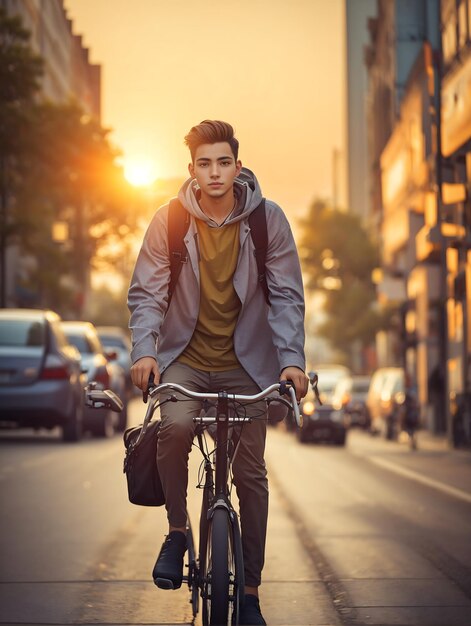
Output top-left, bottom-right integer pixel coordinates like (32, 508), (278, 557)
(348, 429), (471, 504)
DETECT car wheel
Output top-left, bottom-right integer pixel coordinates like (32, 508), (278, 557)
(93, 409), (116, 438)
(62, 402), (83, 443)
(385, 417), (396, 440)
(335, 432), (346, 446)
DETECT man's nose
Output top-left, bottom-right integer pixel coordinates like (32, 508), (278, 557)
(210, 164), (220, 177)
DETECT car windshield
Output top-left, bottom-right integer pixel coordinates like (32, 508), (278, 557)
(0, 319), (46, 347)
(64, 333), (95, 354)
(99, 335), (126, 349)
(323, 384), (337, 394)
(352, 381), (370, 393)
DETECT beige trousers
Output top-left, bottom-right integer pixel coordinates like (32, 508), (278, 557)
(158, 361), (268, 587)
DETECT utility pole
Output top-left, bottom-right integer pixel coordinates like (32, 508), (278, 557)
(332, 148), (340, 209)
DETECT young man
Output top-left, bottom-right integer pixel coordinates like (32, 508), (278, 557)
(128, 120), (308, 625)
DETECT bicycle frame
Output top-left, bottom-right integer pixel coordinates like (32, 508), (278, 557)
(86, 379), (302, 625)
(214, 391), (230, 499)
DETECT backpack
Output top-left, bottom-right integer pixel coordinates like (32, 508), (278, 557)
(167, 198), (270, 306)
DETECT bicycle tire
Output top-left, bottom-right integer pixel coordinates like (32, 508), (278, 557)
(230, 511), (245, 626)
(186, 517), (199, 618)
(202, 507), (233, 626)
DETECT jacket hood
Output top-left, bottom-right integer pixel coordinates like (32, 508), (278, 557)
(177, 167), (263, 226)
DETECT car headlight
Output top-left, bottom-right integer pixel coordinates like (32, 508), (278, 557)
(302, 401), (315, 416)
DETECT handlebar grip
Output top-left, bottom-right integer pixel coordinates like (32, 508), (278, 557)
(143, 373), (156, 404)
(287, 385), (302, 428)
(279, 379), (302, 428)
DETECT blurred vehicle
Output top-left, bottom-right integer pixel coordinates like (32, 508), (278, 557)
(332, 375), (371, 429)
(61, 321), (128, 436)
(96, 326), (133, 395)
(367, 367), (405, 439)
(296, 365), (351, 445)
(0, 309), (85, 442)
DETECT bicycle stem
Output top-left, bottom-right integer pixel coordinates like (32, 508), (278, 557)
(215, 391), (229, 497)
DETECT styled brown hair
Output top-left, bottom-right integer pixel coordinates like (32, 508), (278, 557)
(184, 120), (239, 162)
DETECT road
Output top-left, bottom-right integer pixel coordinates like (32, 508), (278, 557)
(1, 398), (470, 626)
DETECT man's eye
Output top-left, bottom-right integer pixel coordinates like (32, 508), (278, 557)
(199, 163), (208, 167)
(221, 161), (231, 166)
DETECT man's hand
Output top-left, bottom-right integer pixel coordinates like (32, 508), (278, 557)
(280, 366), (309, 402)
(131, 357), (160, 391)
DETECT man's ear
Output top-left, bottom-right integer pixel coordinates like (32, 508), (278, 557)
(188, 162), (195, 178)
(235, 160), (242, 176)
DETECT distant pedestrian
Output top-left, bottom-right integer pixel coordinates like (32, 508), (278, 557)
(403, 385), (419, 450)
(428, 366), (445, 432)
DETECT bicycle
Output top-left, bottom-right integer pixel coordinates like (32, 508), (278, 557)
(86, 378), (302, 626)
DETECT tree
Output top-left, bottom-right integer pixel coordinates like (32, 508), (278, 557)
(18, 100), (148, 316)
(0, 8), (43, 306)
(299, 200), (392, 367)
(1, 8), (145, 315)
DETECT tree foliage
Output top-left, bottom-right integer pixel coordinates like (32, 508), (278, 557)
(0, 9), (44, 305)
(299, 200), (392, 363)
(0, 8), (43, 154)
(0, 9), (144, 314)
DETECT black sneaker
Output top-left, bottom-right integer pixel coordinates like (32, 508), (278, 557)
(152, 531), (187, 590)
(238, 594), (267, 625)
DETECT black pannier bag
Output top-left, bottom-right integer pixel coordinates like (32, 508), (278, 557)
(123, 418), (165, 506)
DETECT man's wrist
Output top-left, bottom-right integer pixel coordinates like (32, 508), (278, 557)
(280, 365), (305, 375)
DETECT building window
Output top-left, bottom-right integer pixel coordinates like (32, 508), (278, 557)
(442, 0), (457, 65)
(458, 0), (468, 48)
(442, 21), (456, 65)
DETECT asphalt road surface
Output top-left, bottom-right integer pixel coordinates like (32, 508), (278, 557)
(1, 397), (470, 626)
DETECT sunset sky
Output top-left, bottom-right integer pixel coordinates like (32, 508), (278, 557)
(64, 0), (347, 220)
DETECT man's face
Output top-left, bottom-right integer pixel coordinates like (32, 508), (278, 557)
(188, 142), (242, 198)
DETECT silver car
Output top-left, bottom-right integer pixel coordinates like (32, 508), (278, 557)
(96, 326), (133, 395)
(61, 321), (127, 436)
(0, 309), (85, 441)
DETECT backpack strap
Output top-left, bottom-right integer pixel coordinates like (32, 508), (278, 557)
(167, 198), (190, 306)
(249, 199), (270, 306)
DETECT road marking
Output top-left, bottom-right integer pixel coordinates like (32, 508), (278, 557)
(368, 455), (471, 504)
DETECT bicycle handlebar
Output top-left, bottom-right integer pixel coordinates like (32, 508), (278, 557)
(146, 380), (302, 427)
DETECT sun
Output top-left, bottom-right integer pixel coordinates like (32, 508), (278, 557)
(124, 157), (158, 187)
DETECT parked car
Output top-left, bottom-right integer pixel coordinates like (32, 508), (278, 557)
(61, 321), (127, 436)
(96, 326), (133, 395)
(331, 375), (371, 429)
(296, 365), (351, 445)
(0, 309), (85, 441)
(366, 367), (405, 439)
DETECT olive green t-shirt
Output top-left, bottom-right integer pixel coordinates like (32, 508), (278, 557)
(178, 219), (241, 371)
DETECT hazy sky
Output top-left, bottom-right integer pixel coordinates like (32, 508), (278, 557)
(64, 0), (346, 219)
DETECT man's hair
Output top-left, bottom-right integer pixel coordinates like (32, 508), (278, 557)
(184, 120), (239, 162)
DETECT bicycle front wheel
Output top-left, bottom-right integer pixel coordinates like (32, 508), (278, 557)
(202, 507), (238, 626)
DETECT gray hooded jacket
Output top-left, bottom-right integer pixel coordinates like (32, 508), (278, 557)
(127, 167), (305, 390)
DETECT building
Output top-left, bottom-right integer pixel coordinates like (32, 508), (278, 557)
(439, 0), (471, 444)
(1, 0), (101, 310)
(345, 0), (377, 222)
(0, 0), (100, 118)
(365, 0), (471, 445)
